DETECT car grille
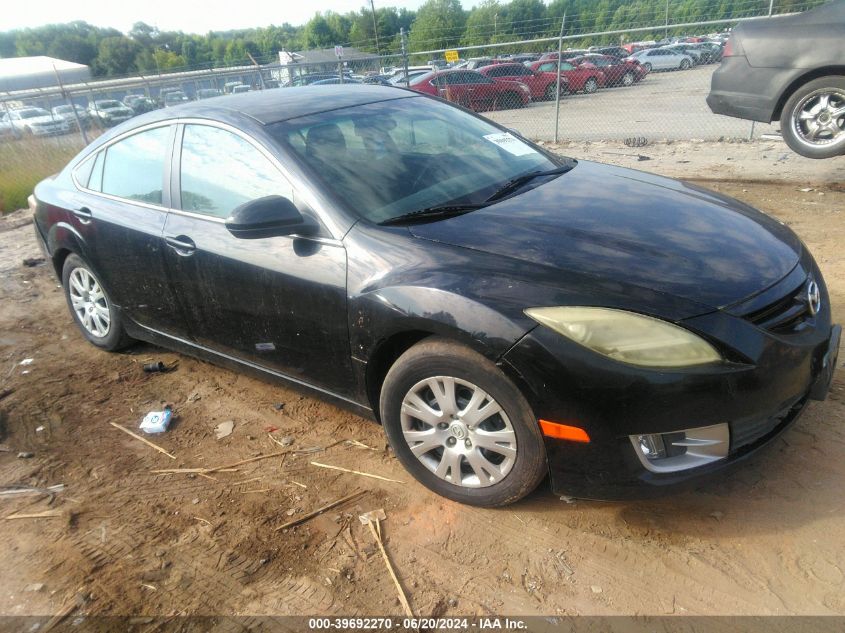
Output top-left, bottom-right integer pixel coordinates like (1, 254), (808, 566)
(729, 398), (804, 453)
(743, 281), (810, 334)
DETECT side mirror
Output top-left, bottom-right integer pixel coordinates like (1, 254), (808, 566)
(225, 195), (316, 239)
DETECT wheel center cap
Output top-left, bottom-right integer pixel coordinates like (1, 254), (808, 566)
(819, 112), (831, 124)
(449, 421), (468, 440)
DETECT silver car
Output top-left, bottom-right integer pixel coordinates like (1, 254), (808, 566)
(6, 107), (70, 136)
(629, 47), (694, 72)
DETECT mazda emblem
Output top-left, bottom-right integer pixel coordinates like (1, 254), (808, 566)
(807, 280), (821, 316)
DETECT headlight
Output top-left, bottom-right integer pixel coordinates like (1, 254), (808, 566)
(524, 306), (722, 367)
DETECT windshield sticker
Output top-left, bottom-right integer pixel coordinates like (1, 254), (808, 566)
(483, 132), (537, 156)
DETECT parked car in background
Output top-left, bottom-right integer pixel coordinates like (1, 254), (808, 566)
(51, 104), (92, 129)
(231, 85), (251, 94)
(389, 71), (431, 86)
(478, 63), (568, 101)
(662, 44), (704, 65)
(708, 2), (845, 159)
(528, 60), (606, 94)
(628, 47), (694, 72)
(589, 46), (630, 59)
(696, 41), (724, 63)
(285, 73), (354, 87)
(32, 87), (839, 506)
(123, 95), (158, 114)
(362, 75), (394, 86)
(163, 91), (190, 107)
(410, 69), (531, 111)
(457, 57), (495, 70)
(88, 100), (135, 127)
(538, 50), (589, 63)
(7, 107), (70, 136)
(196, 89), (222, 99)
(568, 54), (648, 87)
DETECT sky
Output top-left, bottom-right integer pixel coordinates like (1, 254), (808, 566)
(1, 0), (484, 34)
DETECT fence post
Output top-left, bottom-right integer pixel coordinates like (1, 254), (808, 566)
(768, 0), (774, 16)
(665, 0), (670, 38)
(246, 52), (266, 90)
(401, 27), (410, 87)
(554, 13), (566, 144)
(52, 63), (88, 145)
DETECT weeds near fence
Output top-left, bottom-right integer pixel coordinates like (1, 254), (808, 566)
(0, 137), (83, 213)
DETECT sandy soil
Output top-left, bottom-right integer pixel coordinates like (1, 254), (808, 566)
(0, 152), (843, 620)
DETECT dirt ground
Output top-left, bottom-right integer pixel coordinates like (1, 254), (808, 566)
(1, 145), (844, 621)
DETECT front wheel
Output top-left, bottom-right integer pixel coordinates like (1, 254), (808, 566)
(62, 254), (133, 351)
(544, 82), (563, 101)
(780, 76), (845, 159)
(584, 77), (599, 93)
(679, 58), (691, 70)
(643, 62), (652, 73)
(622, 71), (635, 86)
(379, 338), (547, 507)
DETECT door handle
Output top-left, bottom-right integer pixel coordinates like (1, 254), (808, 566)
(165, 235), (196, 256)
(73, 207), (93, 224)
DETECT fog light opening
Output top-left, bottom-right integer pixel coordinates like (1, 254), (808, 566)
(629, 423), (729, 474)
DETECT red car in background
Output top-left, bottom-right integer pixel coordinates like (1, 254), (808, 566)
(538, 50), (589, 62)
(409, 69), (532, 111)
(568, 54), (648, 87)
(477, 63), (569, 101)
(527, 59), (607, 94)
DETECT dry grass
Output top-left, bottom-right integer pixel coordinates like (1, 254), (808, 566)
(0, 135), (86, 213)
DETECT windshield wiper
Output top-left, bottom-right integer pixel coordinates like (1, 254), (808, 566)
(483, 164), (574, 204)
(380, 204), (483, 226)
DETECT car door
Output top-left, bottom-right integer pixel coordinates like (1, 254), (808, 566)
(161, 122), (352, 396)
(70, 123), (190, 336)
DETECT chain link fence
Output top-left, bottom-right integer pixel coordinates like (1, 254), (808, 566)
(0, 8), (811, 212)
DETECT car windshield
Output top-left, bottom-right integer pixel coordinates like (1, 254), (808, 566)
(270, 96), (561, 224)
(54, 106), (72, 114)
(18, 108), (50, 119)
(97, 101), (121, 109)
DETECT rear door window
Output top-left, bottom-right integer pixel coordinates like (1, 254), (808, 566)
(101, 126), (171, 205)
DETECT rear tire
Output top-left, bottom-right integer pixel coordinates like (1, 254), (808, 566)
(544, 83), (562, 101)
(780, 75), (845, 159)
(379, 337), (547, 507)
(62, 254), (133, 351)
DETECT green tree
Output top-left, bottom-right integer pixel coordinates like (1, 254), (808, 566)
(409, 0), (466, 54)
(95, 36), (140, 76)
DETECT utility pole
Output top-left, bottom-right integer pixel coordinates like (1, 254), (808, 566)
(554, 12), (566, 144)
(370, 0), (381, 56)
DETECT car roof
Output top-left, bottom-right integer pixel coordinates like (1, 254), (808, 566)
(130, 85), (417, 127)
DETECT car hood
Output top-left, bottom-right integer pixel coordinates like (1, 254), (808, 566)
(26, 116), (61, 124)
(408, 161), (802, 310)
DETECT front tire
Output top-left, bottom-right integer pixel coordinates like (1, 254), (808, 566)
(496, 91), (524, 110)
(379, 338), (547, 507)
(622, 71), (635, 86)
(679, 58), (691, 70)
(643, 62), (652, 73)
(62, 254), (133, 351)
(584, 77), (599, 93)
(780, 76), (845, 159)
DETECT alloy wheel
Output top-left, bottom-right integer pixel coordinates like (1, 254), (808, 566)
(68, 267), (111, 338)
(791, 89), (845, 148)
(584, 78), (598, 93)
(622, 72), (634, 86)
(399, 376), (517, 488)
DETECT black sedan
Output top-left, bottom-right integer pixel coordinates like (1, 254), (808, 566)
(32, 87), (839, 506)
(707, 2), (845, 159)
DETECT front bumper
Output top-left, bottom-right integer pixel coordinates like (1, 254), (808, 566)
(501, 266), (838, 500)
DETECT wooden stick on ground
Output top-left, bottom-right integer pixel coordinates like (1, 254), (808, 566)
(274, 489), (366, 532)
(310, 461), (404, 484)
(110, 422), (176, 459)
(5, 509), (63, 520)
(364, 515), (414, 618)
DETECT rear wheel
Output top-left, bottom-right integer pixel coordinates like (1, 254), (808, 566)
(380, 338), (547, 507)
(584, 77), (599, 93)
(544, 82), (563, 101)
(780, 76), (845, 159)
(62, 254), (133, 351)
